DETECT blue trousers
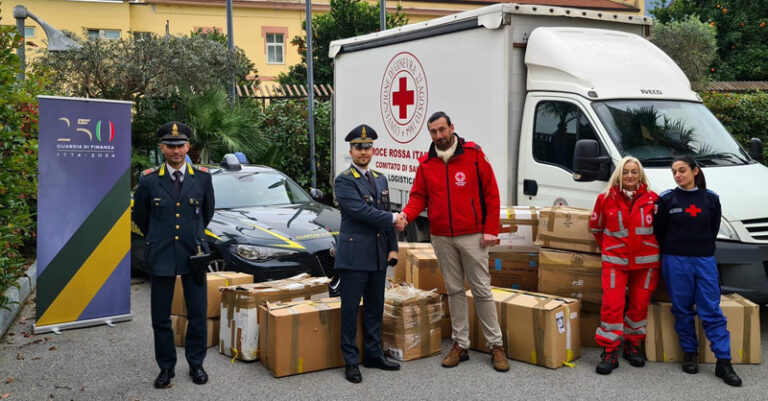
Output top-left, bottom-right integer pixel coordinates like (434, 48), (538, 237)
(151, 274), (207, 369)
(661, 254), (731, 359)
(338, 268), (387, 365)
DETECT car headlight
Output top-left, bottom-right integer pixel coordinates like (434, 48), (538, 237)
(231, 244), (299, 261)
(717, 218), (738, 241)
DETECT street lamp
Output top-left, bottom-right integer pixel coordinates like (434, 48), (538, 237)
(13, 5), (81, 81)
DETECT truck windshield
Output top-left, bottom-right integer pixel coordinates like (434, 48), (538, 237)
(592, 100), (750, 166)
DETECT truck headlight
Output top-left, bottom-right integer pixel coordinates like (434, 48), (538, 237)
(717, 218), (738, 241)
(232, 244), (299, 261)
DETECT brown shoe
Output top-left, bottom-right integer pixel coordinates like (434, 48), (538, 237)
(491, 345), (510, 372)
(441, 342), (469, 368)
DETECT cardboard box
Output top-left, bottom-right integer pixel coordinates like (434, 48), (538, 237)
(496, 206), (539, 252)
(646, 294), (761, 364)
(440, 316), (452, 339)
(172, 272), (253, 318)
(580, 309), (600, 348)
(537, 248), (602, 306)
(468, 287), (581, 369)
(382, 285), (443, 361)
(171, 315), (219, 348)
(259, 299), (362, 377)
(488, 251), (538, 291)
(536, 206), (600, 254)
(394, 242), (433, 283)
(406, 248), (447, 294)
(219, 273), (331, 361)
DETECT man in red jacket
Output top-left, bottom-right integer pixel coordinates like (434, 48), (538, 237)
(400, 111), (508, 372)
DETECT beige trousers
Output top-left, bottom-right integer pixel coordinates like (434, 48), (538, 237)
(431, 233), (502, 349)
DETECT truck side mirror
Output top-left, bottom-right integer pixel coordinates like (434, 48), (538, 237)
(748, 138), (763, 163)
(310, 188), (324, 200)
(573, 139), (611, 181)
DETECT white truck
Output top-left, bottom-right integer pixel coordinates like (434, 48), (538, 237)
(329, 3), (768, 303)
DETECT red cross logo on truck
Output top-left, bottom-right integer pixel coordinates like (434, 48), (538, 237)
(392, 77), (414, 119)
(380, 52), (429, 144)
(685, 204), (701, 217)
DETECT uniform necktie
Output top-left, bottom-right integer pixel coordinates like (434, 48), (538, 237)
(365, 171), (376, 191)
(173, 170), (182, 197)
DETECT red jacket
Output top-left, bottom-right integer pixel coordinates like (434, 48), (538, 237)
(590, 184), (660, 270)
(403, 135), (500, 237)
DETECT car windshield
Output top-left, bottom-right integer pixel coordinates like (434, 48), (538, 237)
(592, 100), (750, 166)
(213, 171), (311, 209)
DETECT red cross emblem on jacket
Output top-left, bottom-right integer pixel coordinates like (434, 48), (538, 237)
(685, 204), (701, 217)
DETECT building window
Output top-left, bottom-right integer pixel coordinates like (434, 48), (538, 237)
(88, 29), (121, 40)
(532, 101), (600, 171)
(266, 33), (284, 64)
(24, 26), (35, 38)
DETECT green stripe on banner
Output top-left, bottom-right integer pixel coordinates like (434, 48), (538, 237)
(36, 169), (130, 320)
(95, 120), (102, 142)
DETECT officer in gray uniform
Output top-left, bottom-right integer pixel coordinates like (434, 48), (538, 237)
(132, 121), (215, 389)
(334, 124), (401, 383)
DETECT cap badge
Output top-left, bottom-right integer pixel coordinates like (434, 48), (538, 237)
(171, 123), (179, 136)
(361, 126), (367, 139)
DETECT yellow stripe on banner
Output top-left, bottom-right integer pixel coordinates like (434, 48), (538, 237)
(37, 208), (131, 326)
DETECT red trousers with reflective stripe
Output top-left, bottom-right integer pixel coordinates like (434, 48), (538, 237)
(595, 267), (659, 351)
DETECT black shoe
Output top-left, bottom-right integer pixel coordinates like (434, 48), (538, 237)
(345, 364), (362, 383)
(189, 365), (208, 385)
(715, 359), (742, 387)
(596, 349), (619, 375)
(363, 355), (401, 371)
(154, 368), (174, 389)
(623, 342), (645, 367)
(682, 352), (699, 374)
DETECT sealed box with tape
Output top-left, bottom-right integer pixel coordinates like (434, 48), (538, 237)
(536, 206), (600, 254)
(258, 299), (363, 377)
(537, 248), (602, 307)
(468, 287), (581, 369)
(495, 206), (539, 252)
(394, 242), (433, 284)
(488, 251), (538, 291)
(219, 273), (330, 362)
(382, 284), (443, 361)
(645, 293), (761, 364)
(172, 271), (253, 317)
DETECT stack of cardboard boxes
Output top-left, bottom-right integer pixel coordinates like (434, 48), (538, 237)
(218, 273), (330, 362)
(170, 271), (253, 348)
(488, 206), (540, 291)
(382, 284), (443, 361)
(534, 206), (602, 348)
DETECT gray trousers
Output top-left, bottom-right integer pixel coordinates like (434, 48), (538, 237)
(431, 233), (502, 349)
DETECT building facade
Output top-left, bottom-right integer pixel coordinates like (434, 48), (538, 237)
(2, 0), (643, 83)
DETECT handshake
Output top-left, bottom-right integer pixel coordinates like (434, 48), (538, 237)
(394, 212), (408, 232)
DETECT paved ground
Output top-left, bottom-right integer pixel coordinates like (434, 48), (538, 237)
(1, 274), (767, 401)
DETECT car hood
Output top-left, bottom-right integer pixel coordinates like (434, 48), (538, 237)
(645, 162), (768, 222)
(206, 203), (341, 252)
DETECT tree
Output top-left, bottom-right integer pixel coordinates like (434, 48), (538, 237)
(651, 16), (717, 91)
(180, 88), (268, 164)
(0, 26), (49, 309)
(651, 0), (768, 81)
(278, 0), (408, 85)
(34, 31), (256, 100)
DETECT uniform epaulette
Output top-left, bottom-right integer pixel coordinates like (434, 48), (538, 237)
(341, 169), (352, 176)
(706, 189), (719, 198)
(659, 189), (673, 198)
(142, 166), (160, 176)
(371, 169), (383, 177)
(193, 165), (210, 174)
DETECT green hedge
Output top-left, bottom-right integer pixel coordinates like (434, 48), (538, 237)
(702, 91), (768, 162)
(0, 27), (47, 310)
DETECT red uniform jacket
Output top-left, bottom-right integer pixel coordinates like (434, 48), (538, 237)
(402, 135), (500, 237)
(590, 184), (660, 270)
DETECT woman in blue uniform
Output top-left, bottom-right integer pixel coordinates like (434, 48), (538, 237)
(653, 156), (741, 386)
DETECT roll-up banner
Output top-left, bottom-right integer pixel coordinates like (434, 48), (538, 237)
(34, 96), (132, 334)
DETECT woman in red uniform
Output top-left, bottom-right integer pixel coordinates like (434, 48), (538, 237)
(589, 156), (660, 374)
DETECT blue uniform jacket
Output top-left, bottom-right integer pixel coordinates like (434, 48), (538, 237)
(132, 162), (215, 277)
(334, 165), (397, 271)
